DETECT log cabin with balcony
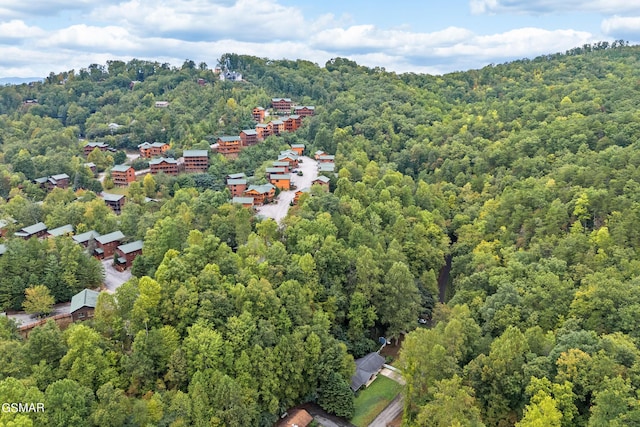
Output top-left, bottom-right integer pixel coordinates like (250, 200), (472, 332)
(138, 142), (170, 158)
(256, 123), (270, 140)
(182, 150), (209, 172)
(269, 174), (291, 190)
(252, 107), (265, 123)
(83, 142), (110, 156)
(70, 289), (100, 322)
(14, 222), (48, 239)
(312, 175), (331, 191)
(227, 178), (247, 197)
(232, 196), (255, 208)
(293, 105), (315, 117)
(95, 230), (125, 259)
(243, 184), (276, 205)
(111, 165), (136, 186)
(101, 193), (126, 214)
(216, 136), (243, 158)
(271, 97), (293, 113)
(240, 129), (258, 146)
(290, 144), (305, 156)
(272, 161), (291, 173)
(115, 240), (144, 270)
(149, 157), (179, 175)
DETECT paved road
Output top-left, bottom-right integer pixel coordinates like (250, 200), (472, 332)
(368, 395), (404, 427)
(102, 258), (132, 293)
(6, 302), (70, 327)
(256, 155), (319, 223)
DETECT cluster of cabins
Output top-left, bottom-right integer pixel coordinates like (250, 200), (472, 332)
(0, 221), (142, 270)
(213, 98), (314, 159)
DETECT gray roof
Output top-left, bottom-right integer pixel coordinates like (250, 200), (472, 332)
(0, 244), (6, 255)
(319, 155), (335, 160)
(138, 142), (167, 148)
(294, 105), (315, 110)
(318, 163), (336, 172)
(256, 123), (268, 128)
(83, 162), (96, 168)
(111, 164), (132, 173)
(350, 352), (385, 391)
(227, 178), (247, 185)
(34, 177), (48, 184)
(16, 222), (47, 236)
(117, 240), (143, 254)
(266, 167), (286, 174)
(85, 142), (108, 148)
(291, 144), (305, 148)
(50, 173), (69, 181)
(313, 175), (331, 184)
(47, 224), (74, 236)
(272, 97), (292, 102)
(232, 197), (254, 204)
(149, 157), (177, 165)
(101, 193), (125, 202)
(218, 136), (241, 142)
(0, 218), (15, 228)
(272, 161), (289, 167)
(73, 230), (100, 244)
(70, 289), (100, 313)
(271, 120), (283, 125)
(183, 149), (209, 157)
(247, 184), (276, 194)
(96, 230), (125, 245)
(270, 174), (291, 180)
(241, 129), (257, 135)
(227, 173), (246, 180)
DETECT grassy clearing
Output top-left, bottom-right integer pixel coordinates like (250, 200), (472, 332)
(351, 375), (403, 427)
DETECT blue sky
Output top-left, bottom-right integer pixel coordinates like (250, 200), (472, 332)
(0, 0), (639, 78)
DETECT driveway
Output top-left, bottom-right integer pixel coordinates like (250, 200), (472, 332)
(102, 258), (132, 293)
(368, 395), (404, 427)
(256, 155), (319, 223)
(6, 302), (71, 327)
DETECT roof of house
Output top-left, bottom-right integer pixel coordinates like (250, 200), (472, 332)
(85, 142), (108, 148)
(50, 173), (69, 181)
(83, 162), (96, 168)
(72, 230), (100, 244)
(70, 289), (100, 314)
(117, 240), (143, 254)
(272, 161), (290, 167)
(291, 144), (305, 148)
(271, 120), (284, 125)
(227, 178), (247, 185)
(282, 409), (313, 427)
(241, 129), (257, 135)
(294, 105), (315, 110)
(226, 173), (246, 180)
(272, 97), (292, 102)
(218, 136), (241, 142)
(232, 196), (254, 205)
(183, 149), (209, 157)
(95, 230), (125, 245)
(34, 177), (49, 184)
(319, 155), (335, 160)
(350, 352), (386, 391)
(111, 164), (132, 173)
(138, 141), (167, 149)
(0, 218), (16, 228)
(315, 150), (326, 155)
(246, 184), (276, 194)
(266, 167), (286, 173)
(149, 157), (178, 165)
(270, 174), (291, 180)
(288, 114), (301, 119)
(47, 224), (74, 236)
(15, 222), (47, 236)
(256, 123), (268, 128)
(296, 187), (311, 194)
(253, 106), (264, 110)
(313, 175), (331, 184)
(318, 163), (336, 172)
(101, 193), (125, 202)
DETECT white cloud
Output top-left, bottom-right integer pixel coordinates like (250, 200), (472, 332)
(39, 24), (141, 53)
(602, 15), (640, 37)
(470, 0), (640, 15)
(0, 19), (46, 41)
(0, 0), (109, 18)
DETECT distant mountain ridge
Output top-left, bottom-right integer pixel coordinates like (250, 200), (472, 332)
(0, 77), (43, 85)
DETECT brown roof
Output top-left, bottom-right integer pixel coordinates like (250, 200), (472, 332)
(282, 409), (313, 427)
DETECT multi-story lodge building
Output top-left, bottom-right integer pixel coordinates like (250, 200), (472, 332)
(111, 165), (136, 186)
(216, 136), (242, 157)
(149, 157), (179, 175)
(101, 193), (126, 214)
(240, 129), (258, 146)
(271, 98), (293, 113)
(252, 107), (265, 123)
(182, 150), (209, 173)
(227, 178), (247, 197)
(83, 142), (110, 156)
(138, 142), (170, 158)
(293, 106), (315, 117)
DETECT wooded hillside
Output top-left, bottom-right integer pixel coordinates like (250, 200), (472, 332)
(1, 42), (639, 426)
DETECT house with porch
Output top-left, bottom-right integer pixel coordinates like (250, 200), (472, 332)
(312, 175), (331, 191)
(271, 97), (293, 112)
(14, 222), (48, 239)
(138, 142), (170, 158)
(232, 196), (255, 208)
(111, 165), (136, 186)
(73, 230), (100, 247)
(149, 157), (179, 175)
(95, 230), (125, 258)
(227, 178), (247, 197)
(243, 184), (276, 205)
(240, 129), (258, 146)
(70, 289), (100, 322)
(182, 150), (209, 172)
(269, 174), (291, 190)
(101, 193), (126, 214)
(252, 107), (265, 123)
(83, 142), (110, 156)
(46, 224), (74, 238)
(293, 105), (315, 117)
(290, 144), (305, 156)
(115, 240), (143, 270)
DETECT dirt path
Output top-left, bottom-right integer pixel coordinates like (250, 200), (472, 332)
(256, 155), (318, 223)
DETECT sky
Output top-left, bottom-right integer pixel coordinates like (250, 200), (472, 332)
(1, 0), (640, 78)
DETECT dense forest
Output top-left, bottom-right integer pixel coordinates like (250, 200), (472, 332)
(0, 41), (640, 426)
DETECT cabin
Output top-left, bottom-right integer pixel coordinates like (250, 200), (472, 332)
(83, 162), (97, 175)
(243, 184), (276, 205)
(46, 224), (74, 238)
(46, 174), (70, 190)
(240, 129), (258, 146)
(278, 152), (299, 168)
(269, 174), (291, 190)
(290, 144), (305, 156)
(312, 175), (331, 191)
(182, 150), (209, 172)
(232, 196), (255, 208)
(252, 107), (265, 123)
(256, 123), (270, 140)
(72, 230), (100, 248)
(314, 150), (326, 160)
(70, 289), (100, 322)
(95, 230), (125, 259)
(101, 193), (126, 214)
(226, 173), (246, 181)
(272, 161), (291, 173)
(317, 154), (335, 163)
(115, 240), (143, 270)
(265, 167), (286, 178)
(283, 115), (302, 132)
(227, 178), (247, 197)
(269, 120), (284, 136)
(293, 187), (310, 205)
(138, 142), (170, 158)
(318, 163), (336, 173)
(154, 101), (170, 108)
(149, 157), (179, 175)
(83, 142), (110, 156)
(111, 165), (136, 186)
(293, 105), (315, 117)
(350, 352), (386, 391)
(14, 222), (48, 239)
(271, 97), (293, 112)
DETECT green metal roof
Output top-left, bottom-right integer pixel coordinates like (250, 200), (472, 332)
(70, 289), (100, 313)
(117, 240), (143, 254)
